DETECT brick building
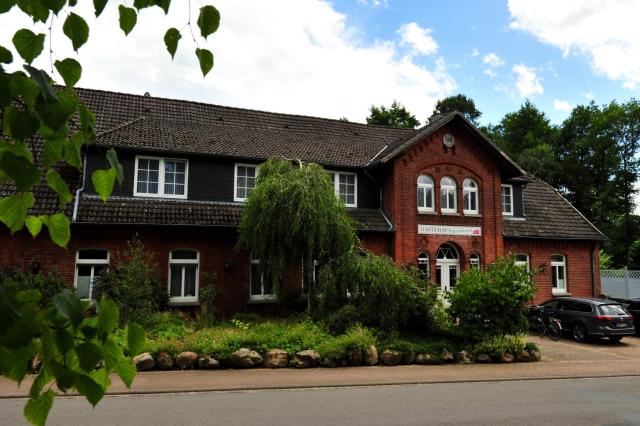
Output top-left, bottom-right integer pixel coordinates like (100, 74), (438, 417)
(1, 88), (605, 315)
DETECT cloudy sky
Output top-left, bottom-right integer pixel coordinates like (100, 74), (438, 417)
(1, 0), (639, 126)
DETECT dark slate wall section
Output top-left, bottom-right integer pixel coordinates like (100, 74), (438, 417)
(357, 171), (379, 209)
(513, 184), (524, 217)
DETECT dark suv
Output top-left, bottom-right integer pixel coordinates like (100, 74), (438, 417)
(624, 299), (640, 334)
(539, 297), (635, 343)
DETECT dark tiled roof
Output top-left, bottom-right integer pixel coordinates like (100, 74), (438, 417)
(78, 88), (416, 168)
(503, 179), (605, 241)
(75, 195), (392, 232)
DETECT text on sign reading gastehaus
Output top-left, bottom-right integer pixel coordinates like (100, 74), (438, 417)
(417, 225), (482, 236)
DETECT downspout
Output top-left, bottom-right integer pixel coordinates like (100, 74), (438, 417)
(72, 152), (88, 222)
(591, 242), (597, 297)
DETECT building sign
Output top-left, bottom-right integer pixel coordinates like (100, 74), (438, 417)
(418, 224), (482, 236)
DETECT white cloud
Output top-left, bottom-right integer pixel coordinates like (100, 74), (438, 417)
(471, 48), (480, 57)
(397, 22), (438, 56)
(357, 0), (389, 6)
(512, 64), (544, 97)
(484, 69), (498, 78)
(583, 92), (595, 100)
(483, 52), (504, 67)
(553, 99), (572, 112)
(508, 0), (640, 90)
(0, 1), (455, 123)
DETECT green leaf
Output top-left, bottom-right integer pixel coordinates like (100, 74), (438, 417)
(43, 0), (65, 14)
(24, 389), (54, 426)
(8, 71), (40, 109)
(12, 29), (45, 64)
(127, 322), (145, 356)
(0, 192), (34, 233)
(45, 213), (71, 248)
(0, 44), (12, 63)
(115, 359), (136, 388)
(195, 48), (214, 77)
(92, 168), (117, 202)
(75, 342), (102, 372)
(197, 5), (220, 40)
(53, 289), (84, 327)
(23, 64), (58, 104)
(118, 5), (137, 35)
(54, 58), (82, 87)
(75, 373), (105, 406)
(42, 138), (64, 166)
(49, 361), (75, 391)
(29, 368), (53, 399)
(79, 103), (96, 135)
(25, 215), (44, 237)
(97, 298), (119, 336)
(102, 337), (124, 369)
(46, 169), (73, 204)
(163, 28), (181, 59)
(133, 0), (150, 9)
(152, 0), (169, 14)
(93, 0), (108, 16)
(63, 133), (84, 169)
(53, 328), (74, 354)
(0, 151), (40, 191)
(17, 0), (49, 23)
(2, 106), (39, 140)
(89, 368), (112, 390)
(0, 0), (16, 14)
(106, 148), (123, 185)
(63, 12), (89, 51)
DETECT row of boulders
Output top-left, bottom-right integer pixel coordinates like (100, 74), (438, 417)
(132, 345), (541, 371)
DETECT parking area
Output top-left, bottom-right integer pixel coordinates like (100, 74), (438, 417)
(533, 333), (640, 362)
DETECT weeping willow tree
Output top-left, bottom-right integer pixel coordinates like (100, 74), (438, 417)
(237, 157), (357, 310)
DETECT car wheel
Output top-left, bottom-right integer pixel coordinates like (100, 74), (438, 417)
(609, 336), (623, 343)
(572, 323), (587, 343)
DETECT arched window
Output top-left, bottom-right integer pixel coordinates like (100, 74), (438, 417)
(417, 175), (434, 212)
(463, 178), (479, 214)
(469, 253), (480, 269)
(75, 249), (109, 301)
(169, 249), (199, 305)
(417, 252), (430, 279)
(440, 176), (457, 213)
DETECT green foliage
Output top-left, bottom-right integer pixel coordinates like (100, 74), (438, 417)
(163, 28), (182, 59)
(431, 94), (481, 125)
(316, 251), (442, 333)
(471, 334), (527, 358)
(0, 285), (144, 426)
(599, 250), (613, 270)
(118, 5), (137, 36)
(198, 272), (221, 327)
(0, 268), (67, 307)
(94, 236), (167, 325)
(195, 48), (214, 77)
(448, 256), (536, 341)
(366, 100), (420, 128)
(197, 5), (221, 39)
(325, 304), (361, 335)
(237, 157), (357, 305)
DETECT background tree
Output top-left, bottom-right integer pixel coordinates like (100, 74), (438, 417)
(430, 93), (482, 125)
(366, 100), (420, 128)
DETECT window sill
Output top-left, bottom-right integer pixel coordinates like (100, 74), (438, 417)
(441, 212), (460, 216)
(248, 297), (278, 304)
(133, 193), (188, 200)
(417, 210), (437, 215)
(463, 213), (482, 217)
(168, 298), (199, 307)
(552, 291), (571, 297)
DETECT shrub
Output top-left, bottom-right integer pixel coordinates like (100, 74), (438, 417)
(315, 325), (376, 359)
(448, 256), (536, 341)
(325, 304), (361, 335)
(0, 268), (67, 307)
(198, 272), (221, 327)
(316, 251), (440, 332)
(472, 334), (527, 358)
(94, 236), (167, 325)
(231, 311), (262, 323)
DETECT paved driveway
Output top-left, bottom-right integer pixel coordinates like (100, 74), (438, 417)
(532, 333), (640, 362)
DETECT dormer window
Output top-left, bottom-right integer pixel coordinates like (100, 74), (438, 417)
(134, 156), (188, 199)
(235, 164), (258, 202)
(501, 184), (513, 216)
(330, 172), (357, 207)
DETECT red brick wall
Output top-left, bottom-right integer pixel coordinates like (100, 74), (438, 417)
(504, 238), (601, 303)
(359, 232), (393, 257)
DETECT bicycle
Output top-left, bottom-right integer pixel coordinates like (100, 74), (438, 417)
(527, 305), (562, 341)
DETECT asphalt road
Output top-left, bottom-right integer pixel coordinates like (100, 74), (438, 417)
(2, 377), (640, 426)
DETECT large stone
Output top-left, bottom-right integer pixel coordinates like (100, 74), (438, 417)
(363, 345), (378, 366)
(476, 353), (492, 363)
(133, 353), (155, 371)
(380, 350), (402, 366)
(264, 349), (289, 368)
(290, 350), (321, 368)
(156, 352), (174, 370)
(528, 349), (542, 362)
(321, 355), (342, 368)
(455, 351), (472, 364)
(228, 348), (263, 368)
(402, 349), (416, 365)
(440, 349), (454, 363)
(415, 353), (438, 365)
(516, 350), (532, 362)
(198, 355), (221, 370)
(176, 351), (198, 369)
(348, 348), (363, 366)
(499, 352), (514, 363)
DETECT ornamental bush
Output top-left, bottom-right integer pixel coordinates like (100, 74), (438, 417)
(448, 256), (536, 341)
(0, 268), (67, 307)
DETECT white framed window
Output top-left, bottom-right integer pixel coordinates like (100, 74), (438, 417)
(234, 164), (258, 202)
(515, 253), (530, 272)
(501, 184), (513, 216)
(250, 256), (276, 301)
(168, 249), (199, 305)
(417, 175), (435, 213)
(134, 156), (188, 199)
(440, 176), (457, 213)
(417, 252), (430, 279)
(463, 178), (479, 214)
(330, 171), (357, 207)
(551, 254), (567, 294)
(75, 249), (109, 301)
(469, 253), (480, 269)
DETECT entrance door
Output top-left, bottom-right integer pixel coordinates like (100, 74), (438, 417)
(435, 243), (459, 292)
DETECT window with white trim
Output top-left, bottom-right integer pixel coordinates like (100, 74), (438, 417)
(75, 249), (109, 300)
(331, 172), (357, 207)
(514, 253), (530, 272)
(551, 254), (567, 293)
(250, 256), (275, 301)
(168, 250), (199, 304)
(501, 184), (513, 215)
(234, 164), (258, 201)
(417, 252), (430, 279)
(417, 175), (434, 212)
(463, 178), (479, 214)
(469, 253), (480, 269)
(134, 156), (188, 198)
(440, 176), (457, 213)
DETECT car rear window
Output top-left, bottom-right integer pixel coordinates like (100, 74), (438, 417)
(599, 304), (627, 315)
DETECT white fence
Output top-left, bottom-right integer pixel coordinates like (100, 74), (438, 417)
(601, 268), (640, 299)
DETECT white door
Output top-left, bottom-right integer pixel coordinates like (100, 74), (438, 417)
(435, 244), (460, 292)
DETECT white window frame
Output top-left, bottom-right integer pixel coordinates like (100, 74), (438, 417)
(551, 254), (567, 294)
(440, 176), (457, 213)
(234, 163), (259, 202)
(74, 249), (110, 301)
(469, 253), (481, 269)
(250, 256), (277, 302)
(133, 155), (189, 199)
(463, 178), (479, 215)
(501, 184), (513, 216)
(417, 252), (430, 278)
(168, 249), (199, 305)
(514, 253), (530, 272)
(417, 175), (435, 213)
(329, 171), (358, 208)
